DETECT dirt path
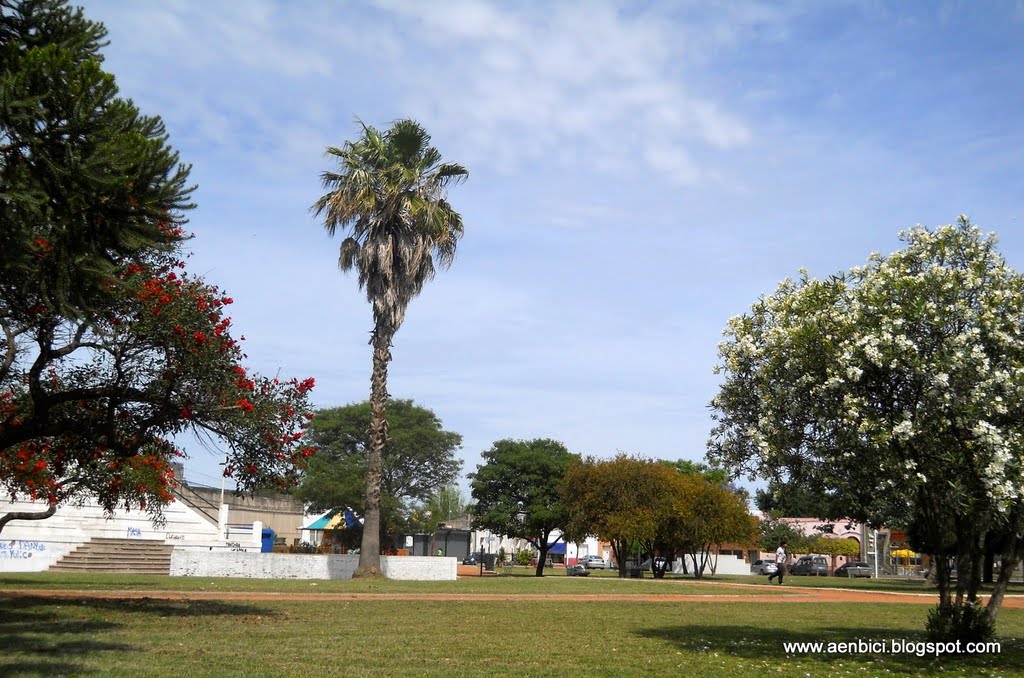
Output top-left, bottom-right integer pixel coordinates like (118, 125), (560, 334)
(4, 580), (1023, 607)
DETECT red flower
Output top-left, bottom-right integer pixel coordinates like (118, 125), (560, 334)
(236, 398), (254, 412)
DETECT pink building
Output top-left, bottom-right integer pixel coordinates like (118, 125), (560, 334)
(758, 515), (864, 572)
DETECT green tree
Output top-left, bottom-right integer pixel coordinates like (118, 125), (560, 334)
(809, 535), (861, 574)
(754, 478), (844, 519)
(470, 438), (576, 577)
(312, 119), (467, 578)
(408, 485), (466, 535)
(0, 2), (315, 534)
(294, 399), (462, 547)
(664, 459), (730, 486)
(1, 0), (194, 318)
(710, 218), (1024, 635)
(757, 516), (808, 557)
(563, 455), (678, 578)
(677, 473), (758, 578)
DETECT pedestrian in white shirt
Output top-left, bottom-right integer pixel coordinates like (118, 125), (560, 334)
(767, 540), (787, 585)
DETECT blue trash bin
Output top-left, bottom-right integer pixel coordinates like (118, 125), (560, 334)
(261, 528), (275, 553)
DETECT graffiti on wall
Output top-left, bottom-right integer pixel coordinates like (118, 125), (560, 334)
(0, 540), (46, 560)
(126, 527), (142, 538)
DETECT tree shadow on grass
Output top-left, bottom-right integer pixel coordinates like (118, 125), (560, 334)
(0, 595), (277, 676)
(636, 624), (1024, 674)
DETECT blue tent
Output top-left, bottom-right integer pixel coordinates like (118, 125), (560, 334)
(546, 542), (566, 555)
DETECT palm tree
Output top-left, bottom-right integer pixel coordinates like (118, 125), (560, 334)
(312, 119), (467, 577)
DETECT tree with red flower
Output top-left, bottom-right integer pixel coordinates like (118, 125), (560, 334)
(0, 0), (316, 534)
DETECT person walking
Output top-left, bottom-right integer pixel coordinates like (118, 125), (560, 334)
(767, 540), (788, 585)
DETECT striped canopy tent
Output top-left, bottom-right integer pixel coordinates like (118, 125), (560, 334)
(301, 509), (362, 546)
(307, 508), (361, 530)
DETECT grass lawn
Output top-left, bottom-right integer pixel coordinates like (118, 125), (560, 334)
(0, 571), (790, 596)
(3, 574), (1024, 676)
(713, 572), (1024, 594)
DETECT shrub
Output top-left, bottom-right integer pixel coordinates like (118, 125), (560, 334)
(925, 601), (995, 646)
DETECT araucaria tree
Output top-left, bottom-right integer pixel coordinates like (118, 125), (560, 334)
(710, 218), (1024, 638)
(470, 439), (576, 577)
(0, 0), (316, 534)
(313, 119), (467, 577)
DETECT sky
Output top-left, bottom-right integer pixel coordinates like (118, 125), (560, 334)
(77, 0), (1024, 495)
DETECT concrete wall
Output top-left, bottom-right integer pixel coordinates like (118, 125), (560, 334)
(678, 553), (752, 576)
(188, 487), (305, 544)
(0, 494), (221, 572)
(170, 550), (457, 581)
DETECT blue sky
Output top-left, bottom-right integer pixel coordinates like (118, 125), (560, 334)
(79, 0), (1024, 494)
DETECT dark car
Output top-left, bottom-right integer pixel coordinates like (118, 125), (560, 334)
(462, 553), (479, 566)
(835, 561), (872, 578)
(566, 564), (591, 577)
(789, 555), (829, 576)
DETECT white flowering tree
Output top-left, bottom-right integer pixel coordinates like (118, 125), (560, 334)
(709, 218), (1024, 631)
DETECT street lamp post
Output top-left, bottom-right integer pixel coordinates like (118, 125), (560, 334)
(514, 501), (526, 567)
(479, 537), (485, 576)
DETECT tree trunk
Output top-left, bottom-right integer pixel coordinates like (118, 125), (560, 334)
(966, 531), (984, 603)
(534, 544), (549, 577)
(987, 548), (1020, 625)
(612, 540), (627, 578)
(987, 512), (1024, 625)
(933, 553), (951, 609)
(355, 324), (393, 578)
(690, 549), (703, 579)
(0, 501), (58, 535)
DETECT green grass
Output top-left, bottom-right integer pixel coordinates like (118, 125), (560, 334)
(2, 592), (1023, 676)
(2, 573), (1024, 676)
(714, 572), (1024, 594)
(0, 571), (789, 595)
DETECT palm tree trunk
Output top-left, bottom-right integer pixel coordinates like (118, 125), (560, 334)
(354, 323), (392, 578)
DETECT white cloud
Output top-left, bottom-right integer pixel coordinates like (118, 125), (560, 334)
(361, 1), (759, 185)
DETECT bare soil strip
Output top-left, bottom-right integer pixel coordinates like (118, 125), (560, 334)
(3, 581), (1022, 607)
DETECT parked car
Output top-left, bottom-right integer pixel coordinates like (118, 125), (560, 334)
(834, 561), (872, 578)
(565, 564), (591, 577)
(462, 554), (479, 566)
(578, 555), (607, 569)
(751, 559), (778, 575)
(789, 555), (829, 576)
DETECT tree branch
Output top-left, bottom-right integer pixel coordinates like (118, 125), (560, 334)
(0, 501), (58, 535)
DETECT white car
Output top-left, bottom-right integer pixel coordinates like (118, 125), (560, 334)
(578, 555), (607, 569)
(751, 559), (778, 575)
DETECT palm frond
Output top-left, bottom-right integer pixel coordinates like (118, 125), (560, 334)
(313, 117), (467, 327)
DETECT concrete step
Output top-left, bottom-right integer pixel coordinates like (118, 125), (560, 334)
(56, 557), (171, 566)
(49, 538), (173, 575)
(49, 562), (171, 574)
